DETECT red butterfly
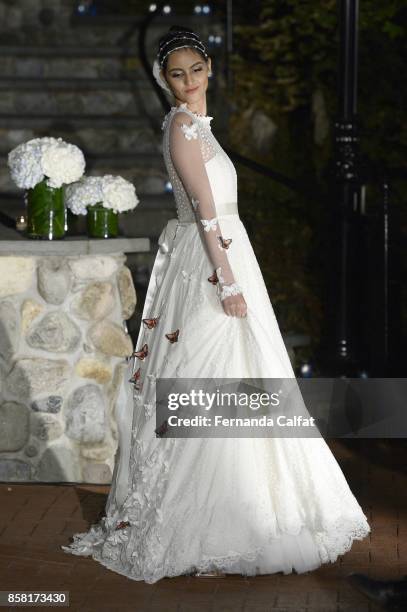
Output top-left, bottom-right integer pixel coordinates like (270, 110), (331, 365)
(132, 343), (148, 359)
(208, 270), (218, 285)
(143, 317), (159, 329)
(115, 521), (130, 530)
(129, 367), (142, 390)
(155, 419), (169, 437)
(165, 329), (179, 343)
(217, 236), (232, 249)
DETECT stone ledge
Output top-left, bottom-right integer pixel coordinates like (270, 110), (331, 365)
(0, 233), (150, 255)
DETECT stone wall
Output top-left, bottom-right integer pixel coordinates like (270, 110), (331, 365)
(0, 253), (137, 483)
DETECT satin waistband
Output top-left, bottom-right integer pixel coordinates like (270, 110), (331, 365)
(158, 202), (239, 255)
(178, 200), (239, 224)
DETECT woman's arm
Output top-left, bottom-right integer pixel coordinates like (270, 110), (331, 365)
(169, 111), (244, 304)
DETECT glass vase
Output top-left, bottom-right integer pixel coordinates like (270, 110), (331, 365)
(87, 203), (118, 239)
(26, 179), (65, 240)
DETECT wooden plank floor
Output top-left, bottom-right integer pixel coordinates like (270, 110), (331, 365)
(1, 439), (406, 612)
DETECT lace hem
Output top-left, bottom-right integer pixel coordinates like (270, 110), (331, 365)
(61, 512), (370, 584)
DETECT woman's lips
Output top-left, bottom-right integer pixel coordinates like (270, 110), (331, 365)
(185, 85), (199, 93)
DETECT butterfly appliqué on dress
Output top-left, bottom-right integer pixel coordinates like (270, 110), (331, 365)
(142, 317), (159, 329)
(155, 419), (169, 438)
(132, 343), (148, 359)
(180, 122), (199, 141)
(115, 521), (130, 530)
(201, 217), (218, 232)
(129, 367), (142, 390)
(165, 329), (179, 343)
(217, 236), (232, 250)
(208, 270), (219, 285)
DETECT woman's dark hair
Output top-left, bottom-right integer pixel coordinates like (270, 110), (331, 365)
(158, 25), (208, 72)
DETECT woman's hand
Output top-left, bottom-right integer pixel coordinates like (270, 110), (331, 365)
(222, 293), (247, 317)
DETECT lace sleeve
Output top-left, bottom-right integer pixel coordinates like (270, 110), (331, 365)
(169, 111), (243, 301)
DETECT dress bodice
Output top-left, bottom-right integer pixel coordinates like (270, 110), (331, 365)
(161, 102), (238, 223)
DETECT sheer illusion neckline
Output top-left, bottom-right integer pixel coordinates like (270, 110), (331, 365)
(171, 102), (213, 126)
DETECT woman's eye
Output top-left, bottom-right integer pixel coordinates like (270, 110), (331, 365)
(171, 67), (202, 78)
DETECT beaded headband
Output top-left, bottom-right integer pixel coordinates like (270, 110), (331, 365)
(157, 32), (208, 68)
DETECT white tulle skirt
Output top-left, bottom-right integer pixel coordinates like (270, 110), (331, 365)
(61, 214), (371, 584)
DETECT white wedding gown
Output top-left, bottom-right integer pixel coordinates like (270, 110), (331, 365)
(61, 102), (371, 583)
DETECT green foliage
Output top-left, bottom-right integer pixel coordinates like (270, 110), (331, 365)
(225, 0), (406, 354)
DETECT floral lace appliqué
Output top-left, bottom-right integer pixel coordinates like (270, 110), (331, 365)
(180, 122), (199, 141)
(218, 283), (243, 301)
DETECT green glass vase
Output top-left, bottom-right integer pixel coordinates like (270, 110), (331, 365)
(26, 179), (65, 240)
(87, 203), (118, 239)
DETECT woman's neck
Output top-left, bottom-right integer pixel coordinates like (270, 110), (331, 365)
(174, 97), (207, 117)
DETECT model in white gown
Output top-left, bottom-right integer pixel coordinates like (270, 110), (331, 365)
(61, 101), (371, 584)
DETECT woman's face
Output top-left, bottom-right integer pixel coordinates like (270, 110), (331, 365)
(161, 48), (211, 104)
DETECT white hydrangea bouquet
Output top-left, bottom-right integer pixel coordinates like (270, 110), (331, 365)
(8, 137), (85, 190)
(65, 174), (139, 238)
(7, 136), (86, 239)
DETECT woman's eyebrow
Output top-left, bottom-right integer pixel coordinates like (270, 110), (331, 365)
(169, 61), (203, 71)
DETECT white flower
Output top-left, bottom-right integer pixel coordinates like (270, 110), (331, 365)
(180, 122), (199, 141)
(7, 136), (85, 190)
(101, 175), (139, 213)
(41, 140), (85, 188)
(153, 58), (172, 96)
(8, 138), (57, 190)
(65, 174), (140, 216)
(65, 176), (104, 216)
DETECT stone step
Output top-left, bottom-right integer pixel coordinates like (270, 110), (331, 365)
(0, 150), (166, 167)
(0, 14), (207, 47)
(0, 88), (162, 116)
(0, 45), (139, 58)
(0, 55), (144, 79)
(0, 114), (152, 129)
(0, 126), (164, 156)
(118, 207), (176, 240)
(0, 22), (139, 48)
(0, 3), (213, 45)
(0, 77), (138, 91)
(0, 162), (169, 197)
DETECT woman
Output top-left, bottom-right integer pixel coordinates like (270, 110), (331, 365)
(61, 25), (371, 584)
